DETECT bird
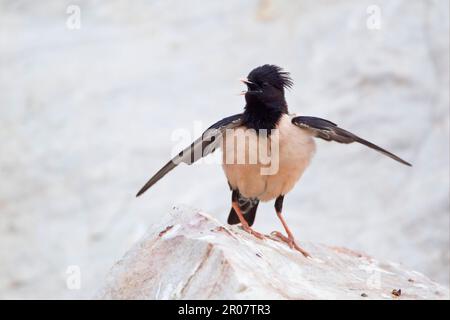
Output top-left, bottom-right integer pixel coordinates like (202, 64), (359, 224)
(136, 64), (411, 257)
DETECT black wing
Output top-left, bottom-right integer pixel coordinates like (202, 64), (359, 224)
(136, 114), (244, 197)
(292, 116), (412, 166)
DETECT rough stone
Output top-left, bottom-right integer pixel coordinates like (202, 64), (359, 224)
(98, 207), (449, 300)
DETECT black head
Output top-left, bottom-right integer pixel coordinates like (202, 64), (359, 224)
(242, 65), (292, 130)
(245, 64), (293, 93)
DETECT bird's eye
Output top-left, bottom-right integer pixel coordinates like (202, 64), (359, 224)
(248, 83), (258, 91)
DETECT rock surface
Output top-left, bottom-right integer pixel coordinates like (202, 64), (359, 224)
(98, 207), (449, 300)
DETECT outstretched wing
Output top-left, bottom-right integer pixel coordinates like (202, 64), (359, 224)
(136, 114), (244, 197)
(292, 116), (412, 166)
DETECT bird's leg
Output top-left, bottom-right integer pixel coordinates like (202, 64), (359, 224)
(272, 195), (310, 257)
(274, 212), (310, 257)
(231, 201), (264, 240)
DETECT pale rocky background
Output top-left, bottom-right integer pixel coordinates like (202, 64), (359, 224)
(0, 0), (448, 299)
(99, 207), (449, 300)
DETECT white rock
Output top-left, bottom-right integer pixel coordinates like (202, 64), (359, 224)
(98, 206), (449, 300)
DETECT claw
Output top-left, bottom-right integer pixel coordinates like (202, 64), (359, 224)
(232, 200), (266, 240)
(271, 231), (310, 257)
(242, 224), (265, 240)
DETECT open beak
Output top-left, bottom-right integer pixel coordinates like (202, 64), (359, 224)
(239, 78), (254, 85)
(239, 78), (253, 95)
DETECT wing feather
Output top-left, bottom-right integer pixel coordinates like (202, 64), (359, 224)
(292, 116), (412, 166)
(136, 114), (243, 196)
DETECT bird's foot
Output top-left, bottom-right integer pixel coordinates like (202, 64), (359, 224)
(270, 231), (310, 257)
(241, 224), (265, 240)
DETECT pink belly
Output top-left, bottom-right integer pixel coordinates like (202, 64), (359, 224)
(221, 115), (315, 201)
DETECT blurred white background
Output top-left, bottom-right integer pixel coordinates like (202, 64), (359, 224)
(0, 0), (448, 299)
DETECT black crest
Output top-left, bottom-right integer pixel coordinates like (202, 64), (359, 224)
(247, 64), (293, 91)
(243, 64), (292, 130)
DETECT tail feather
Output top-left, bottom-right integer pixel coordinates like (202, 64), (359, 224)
(228, 200), (259, 227)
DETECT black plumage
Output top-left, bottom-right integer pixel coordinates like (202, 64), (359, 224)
(291, 116), (411, 166)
